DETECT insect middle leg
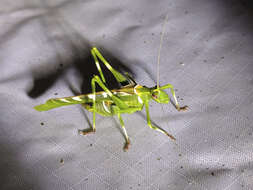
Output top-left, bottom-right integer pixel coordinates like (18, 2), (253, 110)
(116, 112), (130, 151)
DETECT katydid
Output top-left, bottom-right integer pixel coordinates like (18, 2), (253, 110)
(35, 14), (188, 151)
(34, 47), (188, 151)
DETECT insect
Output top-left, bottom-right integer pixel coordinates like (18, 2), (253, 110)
(34, 46), (188, 151)
(34, 16), (188, 151)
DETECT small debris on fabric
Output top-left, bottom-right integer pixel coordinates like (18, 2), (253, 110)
(60, 158), (64, 164)
(188, 181), (193, 185)
(194, 51), (199, 55)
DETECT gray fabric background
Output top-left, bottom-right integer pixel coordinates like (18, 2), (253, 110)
(1, 0), (253, 189)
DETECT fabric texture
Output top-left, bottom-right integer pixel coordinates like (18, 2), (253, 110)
(1, 0), (253, 189)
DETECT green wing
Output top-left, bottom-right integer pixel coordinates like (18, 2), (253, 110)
(34, 95), (90, 111)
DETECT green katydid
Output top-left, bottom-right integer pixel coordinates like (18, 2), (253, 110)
(34, 15), (188, 151)
(34, 47), (188, 151)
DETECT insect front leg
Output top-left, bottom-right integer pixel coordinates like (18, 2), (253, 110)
(160, 83), (188, 111)
(144, 102), (176, 140)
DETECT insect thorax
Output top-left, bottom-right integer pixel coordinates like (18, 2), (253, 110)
(83, 91), (144, 116)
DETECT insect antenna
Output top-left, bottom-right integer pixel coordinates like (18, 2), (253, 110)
(156, 13), (169, 89)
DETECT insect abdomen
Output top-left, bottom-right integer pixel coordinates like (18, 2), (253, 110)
(34, 95), (90, 111)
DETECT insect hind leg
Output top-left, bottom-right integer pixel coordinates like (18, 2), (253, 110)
(83, 75), (129, 138)
(78, 128), (96, 135)
(78, 103), (96, 136)
(91, 47), (132, 87)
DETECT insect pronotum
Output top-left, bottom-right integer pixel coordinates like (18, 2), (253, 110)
(34, 16), (188, 151)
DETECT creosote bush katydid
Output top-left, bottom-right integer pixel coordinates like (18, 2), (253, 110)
(34, 47), (188, 151)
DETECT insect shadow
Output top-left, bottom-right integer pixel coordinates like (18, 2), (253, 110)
(27, 44), (135, 98)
